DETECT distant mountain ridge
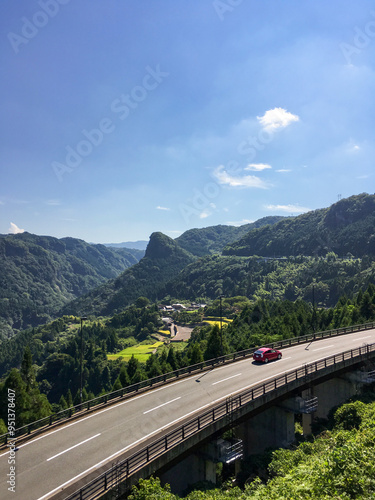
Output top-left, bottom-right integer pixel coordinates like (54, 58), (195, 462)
(175, 216), (286, 256)
(223, 193), (375, 258)
(2, 194), (374, 334)
(0, 233), (142, 337)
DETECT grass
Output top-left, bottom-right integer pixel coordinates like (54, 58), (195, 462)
(107, 341), (164, 362)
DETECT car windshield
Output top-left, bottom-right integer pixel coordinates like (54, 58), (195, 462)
(254, 350), (263, 355)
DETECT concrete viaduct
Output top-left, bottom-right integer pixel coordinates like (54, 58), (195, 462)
(0, 326), (375, 500)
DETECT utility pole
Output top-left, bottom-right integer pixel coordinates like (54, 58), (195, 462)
(312, 283), (316, 333)
(219, 295), (223, 356)
(80, 316), (88, 405)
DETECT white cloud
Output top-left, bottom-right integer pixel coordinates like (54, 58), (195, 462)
(199, 209), (212, 219)
(8, 222), (25, 234)
(213, 165), (270, 189)
(346, 140), (361, 153)
(276, 169), (292, 173)
(257, 107), (299, 131)
(245, 163), (272, 171)
(45, 199), (61, 206)
(265, 204), (310, 214)
(156, 206), (170, 211)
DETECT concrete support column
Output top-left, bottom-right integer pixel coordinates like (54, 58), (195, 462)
(160, 454), (216, 496)
(312, 375), (358, 420)
(236, 406), (295, 456)
(301, 389), (314, 436)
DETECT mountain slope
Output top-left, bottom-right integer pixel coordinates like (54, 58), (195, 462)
(0, 233), (142, 337)
(62, 232), (196, 317)
(223, 193), (375, 258)
(175, 216), (286, 257)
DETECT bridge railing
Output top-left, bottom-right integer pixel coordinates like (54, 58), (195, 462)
(65, 342), (375, 500)
(1, 321), (375, 446)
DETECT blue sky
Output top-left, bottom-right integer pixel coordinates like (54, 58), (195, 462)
(1, 0), (374, 243)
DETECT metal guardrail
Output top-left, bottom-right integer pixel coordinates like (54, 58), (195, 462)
(65, 342), (375, 500)
(1, 321), (375, 446)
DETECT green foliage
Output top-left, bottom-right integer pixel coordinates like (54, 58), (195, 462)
(224, 193), (375, 258)
(0, 348), (52, 427)
(163, 253), (375, 308)
(128, 477), (177, 499)
(0, 233), (142, 337)
(334, 401), (365, 430)
(63, 232), (196, 317)
(175, 217), (285, 257)
(126, 398), (375, 500)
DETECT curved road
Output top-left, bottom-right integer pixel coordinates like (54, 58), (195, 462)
(1, 329), (375, 500)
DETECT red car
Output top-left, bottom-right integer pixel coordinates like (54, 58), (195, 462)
(253, 347), (282, 363)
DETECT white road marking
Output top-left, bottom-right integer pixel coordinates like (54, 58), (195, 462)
(143, 397), (181, 414)
(313, 345), (334, 351)
(46, 433), (101, 461)
(37, 393), (242, 500)
(2, 376), (193, 456)
(34, 334), (375, 499)
(212, 373), (242, 385)
(352, 336), (371, 341)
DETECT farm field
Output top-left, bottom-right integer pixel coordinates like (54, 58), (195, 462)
(203, 317), (233, 327)
(107, 341), (163, 362)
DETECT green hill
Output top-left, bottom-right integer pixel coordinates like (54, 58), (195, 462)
(175, 216), (285, 257)
(0, 233), (142, 337)
(61, 232), (196, 317)
(162, 253), (374, 307)
(223, 193), (375, 258)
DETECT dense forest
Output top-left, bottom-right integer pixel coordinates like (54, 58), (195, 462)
(1, 194), (375, 335)
(163, 253), (375, 306)
(224, 193), (375, 258)
(0, 232), (143, 338)
(175, 217), (285, 257)
(61, 232), (196, 317)
(1, 284), (375, 427)
(1, 193), (375, 498)
(60, 194), (375, 319)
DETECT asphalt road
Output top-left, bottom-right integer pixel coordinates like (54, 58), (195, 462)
(1, 329), (375, 500)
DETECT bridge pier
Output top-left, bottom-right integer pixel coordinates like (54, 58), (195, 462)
(160, 450), (217, 496)
(301, 371), (363, 434)
(312, 372), (360, 419)
(235, 406), (295, 455)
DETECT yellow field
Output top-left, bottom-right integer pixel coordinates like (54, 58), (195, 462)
(203, 317), (233, 327)
(158, 329), (171, 336)
(107, 341), (163, 362)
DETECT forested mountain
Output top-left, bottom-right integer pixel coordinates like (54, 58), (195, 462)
(162, 253), (375, 306)
(175, 216), (285, 257)
(0, 233), (143, 337)
(61, 232), (196, 317)
(2, 194), (374, 338)
(61, 194), (375, 316)
(224, 193), (375, 257)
